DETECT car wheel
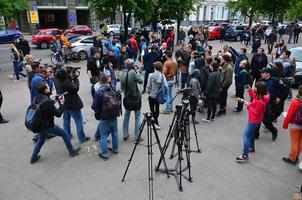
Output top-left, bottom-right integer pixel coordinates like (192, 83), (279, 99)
(236, 35), (241, 42)
(39, 41), (48, 49)
(78, 51), (88, 60)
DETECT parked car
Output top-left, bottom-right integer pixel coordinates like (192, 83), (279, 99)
(224, 25), (246, 41)
(208, 26), (221, 40)
(32, 28), (62, 49)
(145, 23), (162, 32)
(0, 29), (22, 43)
(66, 25), (92, 35)
(68, 36), (110, 60)
(291, 47), (302, 86)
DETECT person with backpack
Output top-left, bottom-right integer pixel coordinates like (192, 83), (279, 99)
(127, 34), (139, 61)
(161, 50), (178, 114)
(254, 67), (290, 141)
(146, 61), (168, 130)
(283, 85), (302, 165)
(30, 82), (81, 164)
(236, 82), (269, 162)
(9, 43), (26, 82)
(91, 73), (120, 160)
(121, 59), (144, 141)
(203, 62), (220, 123)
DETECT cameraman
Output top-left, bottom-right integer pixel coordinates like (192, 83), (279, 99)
(54, 67), (90, 143)
(87, 48), (103, 98)
(30, 82), (81, 164)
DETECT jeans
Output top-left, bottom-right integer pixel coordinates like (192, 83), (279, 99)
(31, 125), (74, 160)
(99, 118), (119, 157)
(63, 110), (87, 142)
(165, 80), (175, 112)
(13, 61), (26, 80)
(123, 109), (141, 138)
(180, 73), (188, 89)
(148, 96), (159, 125)
(243, 122), (260, 156)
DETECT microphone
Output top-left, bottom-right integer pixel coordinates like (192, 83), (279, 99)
(177, 87), (191, 94)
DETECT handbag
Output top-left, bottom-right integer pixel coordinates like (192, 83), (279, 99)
(156, 75), (168, 104)
(123, 70), (142, 111)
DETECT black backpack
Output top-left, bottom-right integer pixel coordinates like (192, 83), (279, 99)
(95, 87), (121, 120)
(25, 97), (48, 133)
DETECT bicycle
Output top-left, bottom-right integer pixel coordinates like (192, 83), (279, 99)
(51, 46), (81, 65)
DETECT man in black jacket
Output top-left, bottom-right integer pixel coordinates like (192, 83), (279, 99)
(251, 48), (268, 83)
(87, 48), (102, 97)
(16, 36), (30, 56)
(30, 82), (81, 164)
(54, 68), (90, 143)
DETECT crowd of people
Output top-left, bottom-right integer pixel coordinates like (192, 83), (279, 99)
(0, 23), (301, 174)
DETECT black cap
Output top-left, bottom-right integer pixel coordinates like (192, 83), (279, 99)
(260, 67), (272, 74)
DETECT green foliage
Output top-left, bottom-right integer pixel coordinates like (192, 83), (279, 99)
(0, 0), (28, 19)
(288, 0), (302, 19)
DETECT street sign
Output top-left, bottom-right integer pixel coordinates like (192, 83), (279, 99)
(29, 11), (39, 24)
(69, 12), (77, 23)
(33, 6), (37, 11)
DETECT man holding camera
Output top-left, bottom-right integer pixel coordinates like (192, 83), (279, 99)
(30, 82), (81, 164)
(54, 67), (90, 143)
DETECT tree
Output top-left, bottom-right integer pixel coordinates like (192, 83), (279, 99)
(226, 0), (260, 28)
(288, 0), (302, 20)
(81, 0), (156, 41)
(0, 0), (28, 21)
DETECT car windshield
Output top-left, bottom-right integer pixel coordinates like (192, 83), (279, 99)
(291, 49), (302, 62)
(70, 37), (82, 43)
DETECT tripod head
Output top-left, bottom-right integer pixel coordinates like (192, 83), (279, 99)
(143, 112), (153, 121)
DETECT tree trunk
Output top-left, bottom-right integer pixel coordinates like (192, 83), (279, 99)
(122, 10), (132, 43)
(177, 19), (181, 44)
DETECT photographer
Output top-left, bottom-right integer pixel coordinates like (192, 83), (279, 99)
(30, 82), (81, 164)
(54, 67), (90, 143)
(87, 48), (103, 98)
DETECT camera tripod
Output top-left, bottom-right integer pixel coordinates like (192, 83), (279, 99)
(121, 112), (169, 200)
(156, 97), (201, 191)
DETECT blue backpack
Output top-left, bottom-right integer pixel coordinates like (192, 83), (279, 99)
(156, 75), (168, 104)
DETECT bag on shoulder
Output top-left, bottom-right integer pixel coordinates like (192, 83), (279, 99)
(156, 75), (168, 104)
(294, 100), (302, 125)
(25, 97), (48, 133)
(97, 87), (121, 120)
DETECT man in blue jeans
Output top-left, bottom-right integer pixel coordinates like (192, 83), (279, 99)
(30, 83), (81, 164)
(162, 50), (177, 113)
(91, 73), (119, 160)
(53, 68), (90, 143)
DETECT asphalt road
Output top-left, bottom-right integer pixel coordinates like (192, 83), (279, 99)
(0, 37), (301, 200)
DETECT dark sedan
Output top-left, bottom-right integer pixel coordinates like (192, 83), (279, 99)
(0, 29), (22, 43)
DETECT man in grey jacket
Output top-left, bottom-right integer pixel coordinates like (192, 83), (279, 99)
(120, 59), (144, 141)
(218, 54), (233, 115)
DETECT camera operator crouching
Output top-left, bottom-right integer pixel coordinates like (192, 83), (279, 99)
(53, 67), (90, 143)
(30, 82), (81, 164)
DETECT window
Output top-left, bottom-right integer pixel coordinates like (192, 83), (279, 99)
(0, 31), (6, 35)
(52, 30), (62, 35)
(80, 37), (93, 43)
(70, 37), (81, 43)
(37, 0), (67, 6)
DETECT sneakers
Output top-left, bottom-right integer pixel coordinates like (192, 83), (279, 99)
(30, 155), (41, 164)
(282, 157), (298, 165)
(123, 135), (129, 141)
(0, 119), (9, 124)
(134, 136), (144, 142)
(108, 148), (119, 154)
(202, 118), (211, 123)
(98, 153), (108, 161)
(154, 124), (160, 130)
(80, 136), (91, 144)
(8, 75), (15, 79)
(236, 155), (249, 162)
(69, 147), (81, 157)
(249, 148), (255, 153)
(272, 131), (278, 141)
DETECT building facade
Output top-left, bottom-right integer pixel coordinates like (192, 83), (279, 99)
(183, 0), (243, 26)
(19, 0), (94, 32)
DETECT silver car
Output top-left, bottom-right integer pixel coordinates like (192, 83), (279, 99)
(69, 36), (94, 60)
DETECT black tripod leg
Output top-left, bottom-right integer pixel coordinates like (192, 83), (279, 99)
(152, 124), (169, 178)
(191, 116), (201, 153)
(156, 112), (177, 171)
(147, 122), (154, 200)
(184, 138), (193, 182)
(178, 140), (183, 192)
(121, 117), (147, 182)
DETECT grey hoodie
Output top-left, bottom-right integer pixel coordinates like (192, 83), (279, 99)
(146, 71), (168, 98)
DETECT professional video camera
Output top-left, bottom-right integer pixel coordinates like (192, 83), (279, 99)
(55, 66), (81, 82)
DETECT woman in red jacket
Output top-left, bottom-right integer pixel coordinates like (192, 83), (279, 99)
(236, 82), (270, 162)
(283, 85), (302, 165)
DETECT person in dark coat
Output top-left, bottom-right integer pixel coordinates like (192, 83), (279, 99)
(54, 68), (90, 143)
(203, 62), (220, 122)
(16, 36), (30, 56)
(251, 48), (268, 83)
(234, 60), (249, 112)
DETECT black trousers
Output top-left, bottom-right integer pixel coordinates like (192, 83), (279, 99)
(219, 88), (228, 110)
(236, 89), (244, 111)
(268, 43), (274, 54)
(294, 34), (299, 44)
(190, 96), (198, 120)
(0, 90), (3, 120)
(148, 96), (159, 125)
(144, 70), (152, 90)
